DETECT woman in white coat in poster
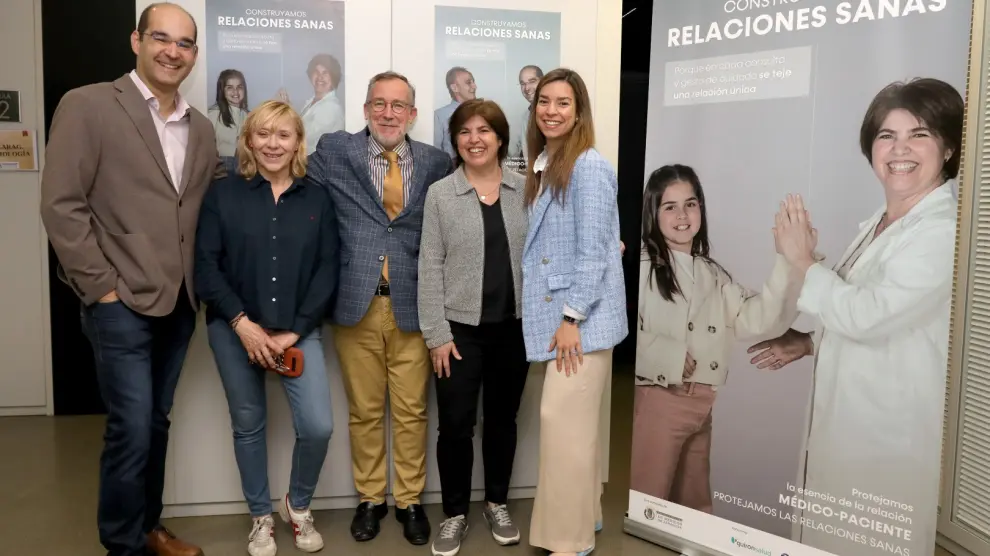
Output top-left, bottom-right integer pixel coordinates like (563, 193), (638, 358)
(750, 77), (964, 556)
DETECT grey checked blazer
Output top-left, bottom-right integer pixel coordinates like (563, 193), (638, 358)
(307, 128), (454, 331)
(417, 165), (527, 349)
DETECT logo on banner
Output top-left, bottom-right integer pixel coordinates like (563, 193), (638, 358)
(730, 536), (771, 556)
(642, 502), (684, 530)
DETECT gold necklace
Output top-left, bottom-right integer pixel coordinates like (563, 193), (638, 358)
(478, 182), (500, 202)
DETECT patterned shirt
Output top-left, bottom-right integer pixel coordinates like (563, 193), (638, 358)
(366, 132), (415, 202)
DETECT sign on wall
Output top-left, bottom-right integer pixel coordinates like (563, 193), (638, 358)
(628, 1), (972, 556)
(431, 6), (560, 171)
(0, 129), (37, 171)
(203, 0), (346, 157)
(0, 90), (21, 123)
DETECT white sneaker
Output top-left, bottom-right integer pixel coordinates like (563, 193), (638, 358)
(277, 494), (324, 552)
(247, 515), (277, 556)
(483, 504), (520, 545)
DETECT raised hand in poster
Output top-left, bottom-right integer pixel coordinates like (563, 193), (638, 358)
(772, 194), (818, 273)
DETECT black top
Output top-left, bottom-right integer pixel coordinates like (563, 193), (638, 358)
(194, 172), (339, 337)
(479, 198), (516, 323)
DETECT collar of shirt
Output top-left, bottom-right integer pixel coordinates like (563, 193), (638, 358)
(452, 164), (517, 196)
(671, 250), (695, 282)
(533, 148), (549, 173)
(303, 89), (339, 112)
(129, 70), (191, 122)
(246, 171), (306, 192)
(367, 130), (411, 162)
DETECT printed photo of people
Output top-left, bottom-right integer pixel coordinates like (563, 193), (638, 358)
(510, 64), (542, 165)
(631, 78), (964, 556)
(433, 6), (560, 173)
(434, 66), (478, 159)
(205, 0), (346, 165)
(627, 3), (971, 556)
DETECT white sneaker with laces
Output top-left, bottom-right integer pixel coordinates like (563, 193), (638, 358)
(483, 504), (520, 545)
(277, 494), (324, 553)
(247, 515), (277, 556)
(431, 515), (469, 556)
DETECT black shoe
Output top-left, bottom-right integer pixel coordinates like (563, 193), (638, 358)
(350, 501), (388, 542)
(395, 504), (431, 545)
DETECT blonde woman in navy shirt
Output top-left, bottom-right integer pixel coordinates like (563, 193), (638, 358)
(195, 100), (339, 556)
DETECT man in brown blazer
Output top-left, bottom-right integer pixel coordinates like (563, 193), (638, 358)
(39, 4), (223, 556)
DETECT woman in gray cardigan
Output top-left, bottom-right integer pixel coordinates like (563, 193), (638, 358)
(417, 98), (529, 556)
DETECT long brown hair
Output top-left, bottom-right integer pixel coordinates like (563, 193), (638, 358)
(523, 68), (595, 206)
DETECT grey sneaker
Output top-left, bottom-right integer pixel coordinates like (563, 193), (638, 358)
(483, 504), (521, 545)
(431, 515), (469, 556)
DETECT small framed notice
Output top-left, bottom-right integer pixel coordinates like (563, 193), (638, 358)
(0, 90), (20, 123)
(0, 129), (38, 171)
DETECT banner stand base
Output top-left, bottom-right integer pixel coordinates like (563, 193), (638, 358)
(623, 517), (732, 556)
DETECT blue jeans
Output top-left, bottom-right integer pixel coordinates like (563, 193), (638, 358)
(206, 318), (334, 516)
(80, 297), (197, 556)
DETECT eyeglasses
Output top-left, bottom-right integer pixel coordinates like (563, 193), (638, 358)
(143, 31), (198, 53)
(367, 99), (410, 114)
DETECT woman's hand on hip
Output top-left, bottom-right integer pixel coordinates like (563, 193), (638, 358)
(773, 194), (818, 273)
(682, 353), (697, 380)
(431, 342), (462, 378)
(549, 321), (583, 377)
(234, 318), (281, 369)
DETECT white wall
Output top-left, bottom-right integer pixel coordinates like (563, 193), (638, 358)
(5, 0), (621, 514)
(0, 0), (52, 417)
(144, 0), (623, 516)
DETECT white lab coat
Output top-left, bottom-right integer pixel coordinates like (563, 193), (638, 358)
(300, 90), (344, 155)
(789, 182), (956, 556)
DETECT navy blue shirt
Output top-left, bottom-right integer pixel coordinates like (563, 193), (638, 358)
(194, 172), (339, 337)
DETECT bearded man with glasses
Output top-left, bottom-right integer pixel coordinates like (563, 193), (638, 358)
(304, 71), (453, 546)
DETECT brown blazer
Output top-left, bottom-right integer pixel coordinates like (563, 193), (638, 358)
(40, 73), (226, 317)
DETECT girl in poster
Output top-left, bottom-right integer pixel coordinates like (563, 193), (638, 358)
(631, 164), (802, 512)
(208, 69), (249, 174)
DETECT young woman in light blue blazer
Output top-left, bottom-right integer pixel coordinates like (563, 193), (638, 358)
(522, 68), (627, 556)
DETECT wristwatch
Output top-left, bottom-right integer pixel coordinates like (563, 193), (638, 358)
(562, 315), (579, 325)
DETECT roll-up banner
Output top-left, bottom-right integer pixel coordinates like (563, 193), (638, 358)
(626, 1), (972, 556)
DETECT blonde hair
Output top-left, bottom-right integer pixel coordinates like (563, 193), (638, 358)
(236, 100), (308, 179)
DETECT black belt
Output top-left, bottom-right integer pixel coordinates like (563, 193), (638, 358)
(375, 282), (391, 296)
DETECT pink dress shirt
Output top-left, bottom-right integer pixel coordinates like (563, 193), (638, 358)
(128, 70), (190, 191)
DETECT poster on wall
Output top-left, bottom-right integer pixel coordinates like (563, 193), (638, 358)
(204, 0), (346, 162)
(432, 5), (560, 172)
(0, 129), (38, 171)
(627, 1), (971, 556)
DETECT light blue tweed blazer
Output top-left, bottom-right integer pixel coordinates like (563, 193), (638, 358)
(521, 148), (628, 362)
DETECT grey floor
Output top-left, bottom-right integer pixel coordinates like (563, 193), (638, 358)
(0, 369), (954, 556)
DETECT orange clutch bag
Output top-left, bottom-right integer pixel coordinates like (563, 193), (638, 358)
(270, 346), (304, 378)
